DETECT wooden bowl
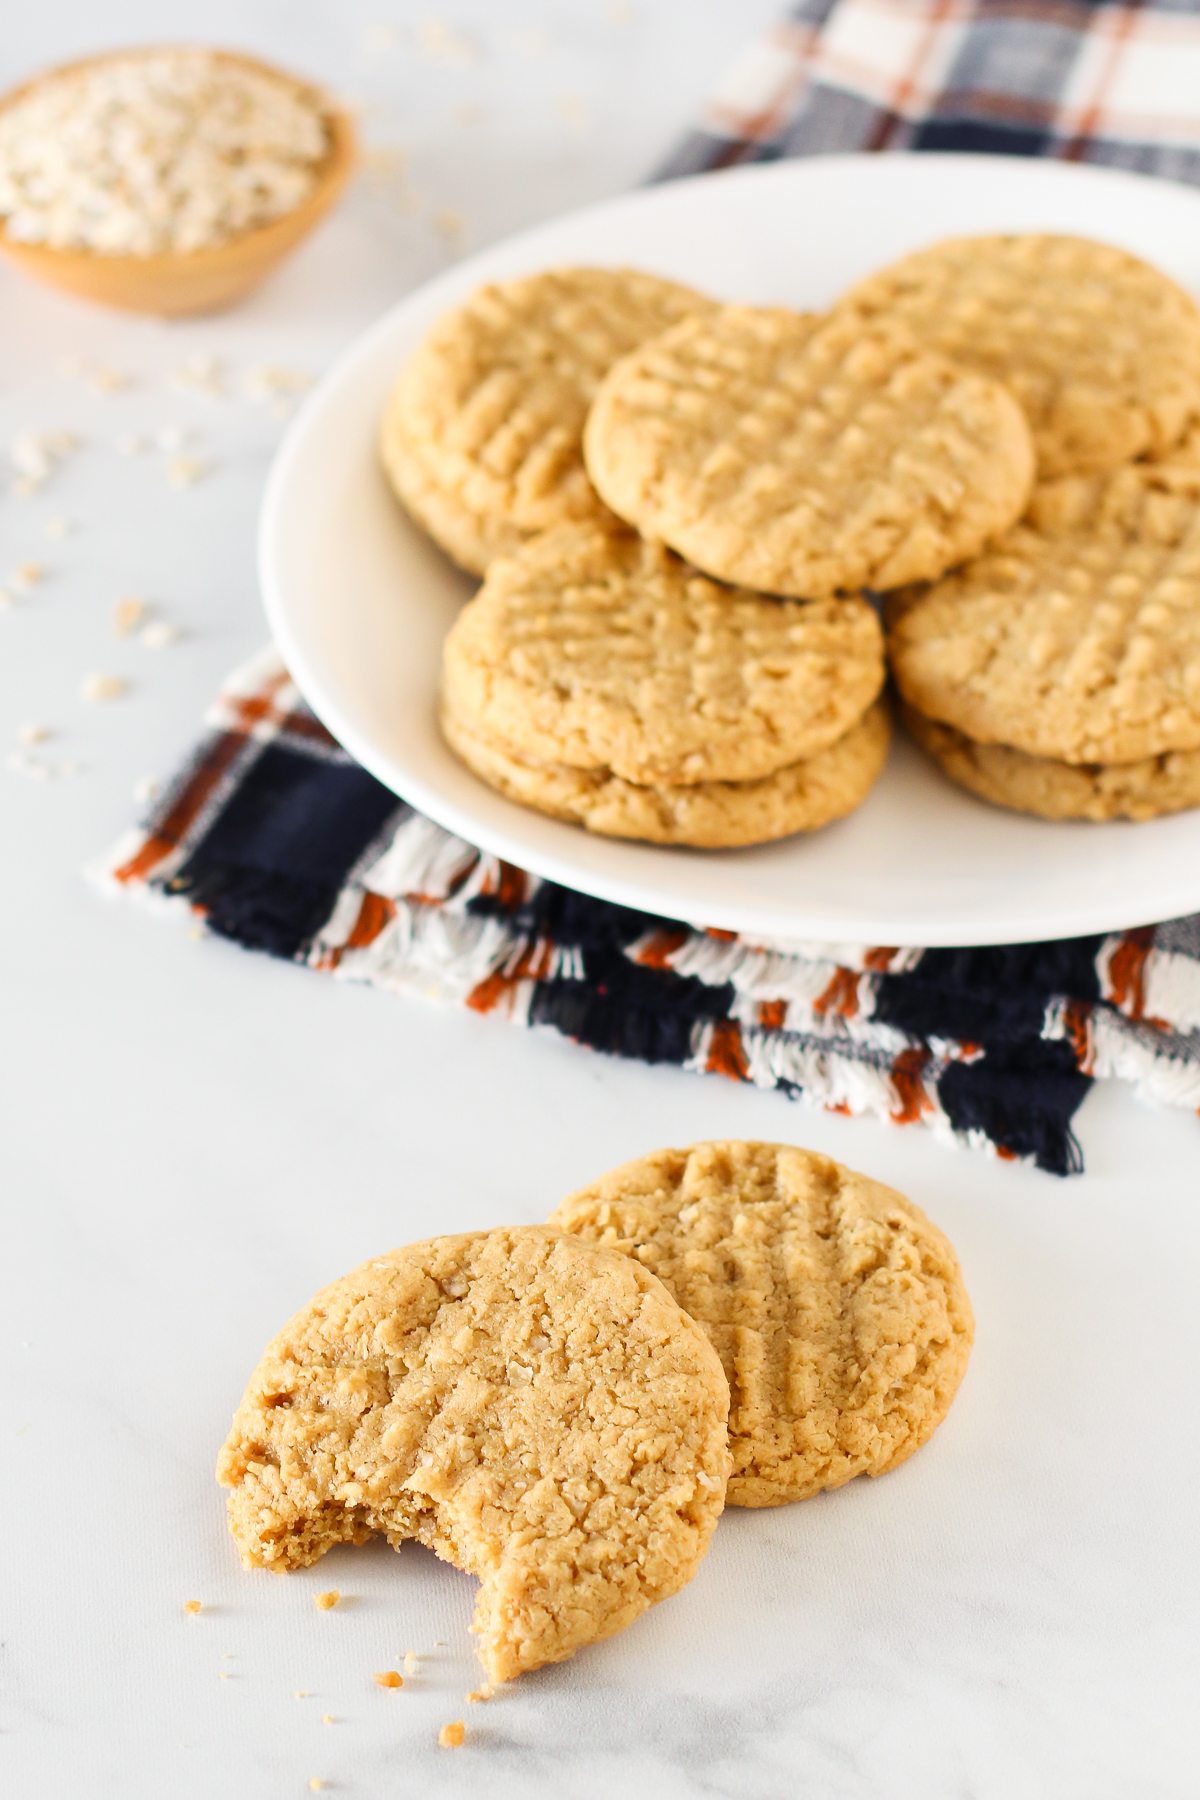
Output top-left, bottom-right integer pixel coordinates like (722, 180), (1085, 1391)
(0, 48), (357, 317)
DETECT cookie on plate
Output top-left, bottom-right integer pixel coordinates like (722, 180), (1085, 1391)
(888, 461), (1200, 765)
(216, 1227), (730, 1683)
(441, 693), (890, 847)
(442, 520), (886, 785)
(381, 266), (713, 575)
(901, 700), (1200, 822)
(582, 305), (1034, 598)
(548, 1141), (974, 1509)
(839, 234), (1200, 478)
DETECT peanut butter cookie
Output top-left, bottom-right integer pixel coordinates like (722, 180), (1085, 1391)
(442, 521), (886, 785)
(381, 266), (712, 574)
(548, 1141), (973, 1509)
(217, 1227), (730, 1682)
(583, 305), (1034, 598)
(441, 694), (890, 847)
(888, 461), (1200, 764)
(901, 701), (1200, 822)
(840, 234), (1200, 477)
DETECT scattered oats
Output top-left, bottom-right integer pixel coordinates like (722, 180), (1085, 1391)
(157, 425), (190, 450)
(113, 597), (147, 636)
(45, 517), (72, 538)
(438, 1720), (465, 1748)
(434, 209), (464, 246)
(7, 752), (52, 779)
(416, 19), (478, 63)
(403, 1651), (418, 1675)
(11, 562), (44, 589)
(90, 368), (131, 394)
(170, 356), (223, 397)
(243, 365), (315, 403)
(455, 102), (483, 126)
(141, 620), (183, 649)
(17, 723), (51, 744)
(134, 775), (159, 803)
(81, 672), (127, 703)
(116, 433), (147, 455)
(166, 455), (208, 489)
(556, 94), (592, 132)
(314, 1590), (340, 1611)
(184, 1600), (202, 1616)
(374, 1670), (403, 1689)
(0, 49), (333, 255)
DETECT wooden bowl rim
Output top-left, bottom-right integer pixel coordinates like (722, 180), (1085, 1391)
(0, 44), (357, 269)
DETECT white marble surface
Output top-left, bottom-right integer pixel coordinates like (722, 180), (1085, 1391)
(2, 6), (1199, 1797)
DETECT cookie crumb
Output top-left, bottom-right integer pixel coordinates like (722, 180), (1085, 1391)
(403, 1650), (418, 1675)
(438, 1720), (465, 1748)
(166, 455), (208, 489)
(322, 1713), (335, 1725)
(45, 517), (71, 538)
(314, 1589), (340, 1611)
(81, 672), (127, 703)
(113, 597), (147, 636)
(374, 1670), (402, 1688)
(294, 1690), (311, 1699)
(90, 368), (130, 393)
(11, 561), (44, 589)
(183, 1600), (202, 1616)
(465, 1686), (492, 1703)
(218, 1671), (232, 1680)
(18, 723), (51, 744)
(133, 774), (159, 804)
(308, 1781), (324, 1792)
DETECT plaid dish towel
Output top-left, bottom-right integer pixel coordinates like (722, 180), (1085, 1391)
(94, 0), (1200, 1175)
(94, 650), (1200, 1176)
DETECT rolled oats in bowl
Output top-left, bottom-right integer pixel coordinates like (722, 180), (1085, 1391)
(0, 47), (334, 256)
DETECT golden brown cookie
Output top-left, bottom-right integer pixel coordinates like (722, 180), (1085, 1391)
(839, 234), (1200, 478)
(548, 1141), (973, 1509)
(440, 694), (890, 847)
(381, 266), (712, 574)
(442, 520), (886, 784)
(582, 305), (1034, 598)
(887, 460), (1200, 764)
(901, 700), (1200, 822)
(216, 1227), (730, 1683)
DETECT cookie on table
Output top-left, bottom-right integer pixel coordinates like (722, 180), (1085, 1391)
(887, 461), (1200, 765)
(440, 694), (890, 847)
(442, 520), (886, 785)
(839, 234), (1200, 478)
(548, 1141), (973, 1509)
(901, 700), (1200, 822)
(582, 305), (1034, 598)
(216, 1227), (730, 1683)
(381, 266), (713, 574)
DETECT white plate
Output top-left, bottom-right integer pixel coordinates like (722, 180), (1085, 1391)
(261, 152), (1200, 948)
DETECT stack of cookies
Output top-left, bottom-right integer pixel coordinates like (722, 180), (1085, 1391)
(218, 1140), (974, 1682)
(381, 264), (1038, 847)
(842, 235), (1200, 820)
(382, 236), (1200, 835)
